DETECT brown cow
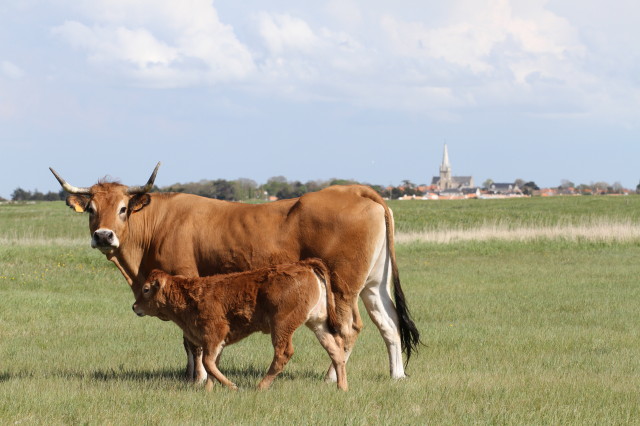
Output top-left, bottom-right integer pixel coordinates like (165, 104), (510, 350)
(50, 163), (419, 383)
(132, 259), (348, 391)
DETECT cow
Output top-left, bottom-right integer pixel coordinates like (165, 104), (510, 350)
(132, 259), (348, 391)
(49, 163), (420, 383)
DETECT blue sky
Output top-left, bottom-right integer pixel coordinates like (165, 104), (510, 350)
(1, 0), (639, 198)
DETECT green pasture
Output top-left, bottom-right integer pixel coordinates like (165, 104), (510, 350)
(387, 195), (640, 232)
(1, 199), (639, 424)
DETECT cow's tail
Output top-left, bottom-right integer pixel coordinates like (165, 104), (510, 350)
(308, 258), (340, 335)
(362, 188), (421, 365)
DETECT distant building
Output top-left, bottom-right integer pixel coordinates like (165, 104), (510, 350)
(431, 144), (474, 191)
(489, 183), (522, 194)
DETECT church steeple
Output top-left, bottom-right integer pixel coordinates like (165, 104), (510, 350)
(439, 143), (452, 189)
(441, 143), (450, 169)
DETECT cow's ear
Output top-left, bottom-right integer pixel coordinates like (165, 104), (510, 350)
(66, 195), (90, 213)
(129, 194), (151, 213)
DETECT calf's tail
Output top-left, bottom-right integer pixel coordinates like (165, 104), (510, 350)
(307, 258), (340, 335)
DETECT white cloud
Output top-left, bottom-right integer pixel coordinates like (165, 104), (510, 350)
(1, 61), (23, 79)
(52, 0), (254, 87)
(257, 13), (319, 55)
(45, 0), (640, 123)
(379, 0), (585, 79)
(53, 22), (179, 68)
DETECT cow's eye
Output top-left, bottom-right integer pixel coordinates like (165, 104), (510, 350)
(119, 206), (127, 215)
(143, 286), (150, 294)
(86, 206), (94, 214)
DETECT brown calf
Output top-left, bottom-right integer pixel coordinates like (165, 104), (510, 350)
(132, 259), (348, 391)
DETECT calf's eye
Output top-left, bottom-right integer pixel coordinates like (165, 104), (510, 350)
(143, 286), (150, 294)
(120, 207), (127, 215)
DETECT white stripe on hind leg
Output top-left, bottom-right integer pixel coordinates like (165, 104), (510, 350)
(362, 231), (406, 379)
(360, 284), (405, 379)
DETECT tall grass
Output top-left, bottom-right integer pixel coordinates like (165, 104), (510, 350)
(397, 217), (640, 244)
(388, 195), (640, 233)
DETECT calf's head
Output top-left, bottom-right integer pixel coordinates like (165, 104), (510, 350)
(49, 163), (160, 254)
(132, 269), (168, 317)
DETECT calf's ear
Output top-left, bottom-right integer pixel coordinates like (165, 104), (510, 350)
(129, 194), (151, 213)
(66, 195), (90, 213)
(153, 278), (165, 289)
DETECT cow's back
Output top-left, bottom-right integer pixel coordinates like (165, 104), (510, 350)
(130, 186), (386, 297)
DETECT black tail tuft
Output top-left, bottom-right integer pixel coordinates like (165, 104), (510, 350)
(392, 264), (421, 366)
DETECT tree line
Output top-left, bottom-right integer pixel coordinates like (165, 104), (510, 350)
(3, 177), (637, 202)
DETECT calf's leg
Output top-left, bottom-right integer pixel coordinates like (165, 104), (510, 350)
(257, 334), (295, 390)
(309, 323), (348, 391)
(324, 294), (360, 383)
(203, 343), (237, 391)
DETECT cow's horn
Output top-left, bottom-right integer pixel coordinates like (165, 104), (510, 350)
(49, 167), (92, 195)
(127, 162), (161, 194)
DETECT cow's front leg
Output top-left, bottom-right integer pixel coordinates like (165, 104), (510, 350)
(183, 337), (208, 383)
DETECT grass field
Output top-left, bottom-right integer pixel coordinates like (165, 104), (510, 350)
(1, 198), (639, 424)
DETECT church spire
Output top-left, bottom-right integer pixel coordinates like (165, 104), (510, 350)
(439, 143), (452, 189)
(441, 143), (450, 169)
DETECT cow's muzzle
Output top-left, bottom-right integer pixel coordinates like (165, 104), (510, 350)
(132, 304), (145, 317)
(92, 229), (120, 252)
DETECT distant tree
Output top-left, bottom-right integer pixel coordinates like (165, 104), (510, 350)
(514, 178), (526, 188)
(636, 181), (640, 194)
(304, 179), (329, 193)
(611, 182), (624, 194)
(11, 188), (31, 201)
(390, 187), (403, 200)
(31, 190), (45, 201)
(233, 178), (258, 200)
(521, 181), (540, 196)
(329, 178), (359, 186)
(592, 182), (609, 194)
(276, 181), (307, 200)
(374, 186), (393, 198)
(43, 191), (61, 201)
(211, 179), (236, 200)
(559, 179), (575, 189)
(369, 185), (386, 197)
(263, 176), (289, 198)
(482, 179), (494, 189)
(399, 180), (416, 196)
(577, 184), (592, 195)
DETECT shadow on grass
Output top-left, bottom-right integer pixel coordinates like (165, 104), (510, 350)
(221, 364), (327, 382)
(0, 371), (28, 382)
(90, 367), (184, 382)
(0, 364), (326, 386)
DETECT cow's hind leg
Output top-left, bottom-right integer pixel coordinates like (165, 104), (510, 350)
(184, 337), (208, 384)
(360, 253), (405, 379)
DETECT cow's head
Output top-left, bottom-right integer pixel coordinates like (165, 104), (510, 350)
(132, 269), (168, 317)
(49, 163), (160, 254)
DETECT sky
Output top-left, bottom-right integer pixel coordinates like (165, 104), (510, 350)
(1, 0), (640, 199)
